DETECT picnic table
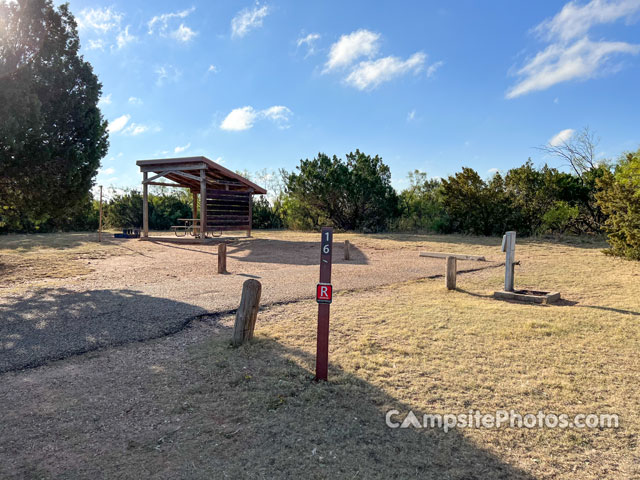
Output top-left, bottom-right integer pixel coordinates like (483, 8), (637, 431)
(171, 219), (221, 238)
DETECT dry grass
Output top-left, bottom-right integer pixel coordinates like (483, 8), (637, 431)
(1, 231), (639, 478)
(185, 234), (640, 478)
(0, 232), (133, 290)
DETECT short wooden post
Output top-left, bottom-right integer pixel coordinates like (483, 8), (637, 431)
(218, 243), (227, 274)
(446, 256), (457, 290)
(232, 279), (262, 347)
(344, 240), (350, 260)
(502, 231), (516, 292)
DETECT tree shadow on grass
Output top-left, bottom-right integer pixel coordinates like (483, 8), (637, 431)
(0, 288), (210, 374)
(106, 331), (537, 479)
(0, 320), (537, 479)
(228, 238), (369, 266)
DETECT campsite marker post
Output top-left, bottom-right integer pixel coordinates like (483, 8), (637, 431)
(501, 231), (516, 292)
(315, 227), (333, 381)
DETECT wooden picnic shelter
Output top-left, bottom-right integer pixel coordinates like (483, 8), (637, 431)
(136, 156), (266, 241)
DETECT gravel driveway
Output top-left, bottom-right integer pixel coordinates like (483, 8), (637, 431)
(0, 236), (499, 373)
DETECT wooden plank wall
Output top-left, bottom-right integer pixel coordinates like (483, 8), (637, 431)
(206, 189), (251, 231)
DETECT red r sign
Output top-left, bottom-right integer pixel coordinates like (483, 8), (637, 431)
(316, 283), (332, 304)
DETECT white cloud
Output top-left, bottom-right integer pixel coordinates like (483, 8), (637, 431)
(108, 114), (130, 133)
(122, 123), (155, 136)
(98, 93), (112, 107)
(407, 110), (416, 122)
(87, 39), (105, 50)
(100, 167), (116, 176)
(297, 33), (321, 57)
(148, 7), (197, 43)
(77, 7), (123, 33)
(116, 25), (136, 49)
(128, 97), (143, 105)
(231, 5), (269, 38)
(220, 105), (293, 131)
(174, 142), (191, 153)
(171, 24), (197, 43)
(155, 65), (182, 86)
(426, 60), (444, 78)
(487, 168), (500, 175)
(345, 52), (426, 90)
(507, 37), (640, 98)
(507, 0), (640, 98)
(549, 128), (575, 146)
(220, 106), (258, 131)
(325, 29), (380, 71)
(535, 0), (640, 43)
(207, 64), (218, 73)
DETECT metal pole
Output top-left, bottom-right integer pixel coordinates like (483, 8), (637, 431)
(502, 231), (516, 291)
(98, 185), (103, 242)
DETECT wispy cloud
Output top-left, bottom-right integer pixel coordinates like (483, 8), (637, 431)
(148, 7), (197, 43)
(507, 0), (640, 98)
(549, 128), (575, 146)
(426, 60), (444, 78)
(98, 93), (112, 108)
(231, 5), (269, 38)
(174, 142), (191, 153)
(325, 29), (380, 71)
(107, 114), (130, 133)
(220, 105), (292, 131)
(407, 109), (417, 122)
(116, 25), (136, 49)
(77, 7), (123, 33)
(128, 97), (143, 106)
(207, 64), (218, 74)
(345, 52), (426, 90)
(297, 33), (321, 57)
(155, 65), (182, 86)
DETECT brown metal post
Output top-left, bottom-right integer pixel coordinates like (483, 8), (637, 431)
(316, 227), (333, 381)
(192, 191), (198, 234)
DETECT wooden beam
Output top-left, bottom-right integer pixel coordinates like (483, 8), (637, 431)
(145, 181), (185, 187)
(139, 163), (205, 173)
(419, 252), (486, 262)
(200, 168), (207, 242)
(142, 172), (149, 238)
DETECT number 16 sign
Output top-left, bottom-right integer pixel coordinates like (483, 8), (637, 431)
(315, 226), (333, 381)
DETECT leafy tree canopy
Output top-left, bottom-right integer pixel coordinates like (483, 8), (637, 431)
(0, 0), (108, 232)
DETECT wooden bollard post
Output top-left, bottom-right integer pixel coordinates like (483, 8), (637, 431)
(232, 279), (262, 347)
(344, 240), (350, 260)
(218, 243), (227, 274)
(446, 256), (457, 290)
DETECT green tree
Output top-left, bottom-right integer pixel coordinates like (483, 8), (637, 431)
(395, 170), (445, 231)
(596, 149), (640, 260)
(440, 168), (512, 235)
(0, 0), (108, 232)
(285, 150), (398, 231)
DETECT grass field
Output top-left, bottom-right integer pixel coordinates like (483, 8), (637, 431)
(1, 231), (639, 478)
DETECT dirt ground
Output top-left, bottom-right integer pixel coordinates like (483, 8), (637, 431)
(0, 231), (499, 373)
(1, 231), (637, 479)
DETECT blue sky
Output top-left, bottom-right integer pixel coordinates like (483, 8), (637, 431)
(66, 0), (640, 193)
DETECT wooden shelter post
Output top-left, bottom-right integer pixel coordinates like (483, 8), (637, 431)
(142, 172), (149, 237)
(247, 195), (252, 238)
(200, 168), (207, 243)
(192, 192), (198, 234)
